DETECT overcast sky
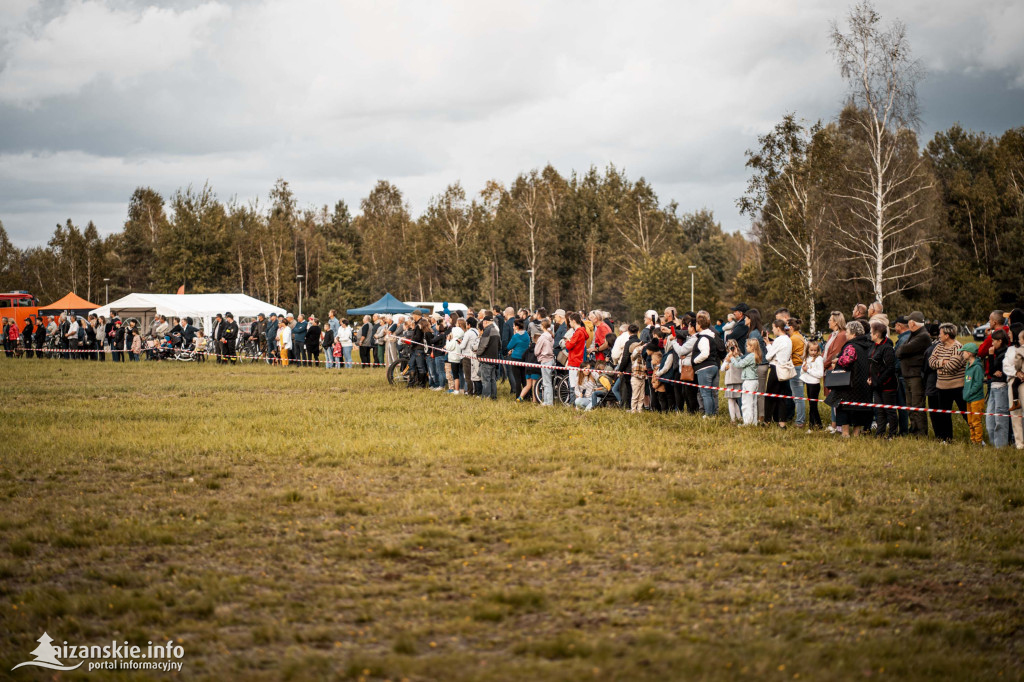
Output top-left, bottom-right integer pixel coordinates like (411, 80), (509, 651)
(1, 0), (1022, 246)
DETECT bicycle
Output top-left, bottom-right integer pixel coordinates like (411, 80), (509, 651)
(236, 337), (266, 364)
(386, 358), (411, 385)
(532, 370), (573, 405)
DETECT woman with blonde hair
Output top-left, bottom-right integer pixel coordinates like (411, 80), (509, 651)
(823, 310), (848, 433)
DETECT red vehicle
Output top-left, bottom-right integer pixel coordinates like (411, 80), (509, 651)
(0, 291), (42, 328)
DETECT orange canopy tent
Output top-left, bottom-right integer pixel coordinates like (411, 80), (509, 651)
(38, 292), (99, 318)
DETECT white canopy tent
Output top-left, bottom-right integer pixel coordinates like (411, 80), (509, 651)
(91, 293), (287, 335)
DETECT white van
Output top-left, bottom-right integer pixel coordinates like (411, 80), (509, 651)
(405, 301), (470, 316)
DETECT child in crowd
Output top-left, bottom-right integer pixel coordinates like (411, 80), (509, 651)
(574, 364), (597, 410)
(734, 338), (761, 425)
(721, 339), (744, 423)
(962, 342), (985, 445)
(801, 342), (825, 430)
(193, 330), (206, 362)
(629, 340), (647, 413)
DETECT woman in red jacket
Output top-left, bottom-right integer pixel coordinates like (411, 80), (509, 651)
(565, 312), (590, 391)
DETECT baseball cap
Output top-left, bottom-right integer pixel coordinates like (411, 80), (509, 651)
(895, 315), (909, 325)
(553, 309), (566, 317)
(962, 342), (979, 354)
(731, 303), (750, 313)
(908, 311), (925, 323)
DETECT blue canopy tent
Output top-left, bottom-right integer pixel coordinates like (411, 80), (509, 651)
(346, 293), (427, 316)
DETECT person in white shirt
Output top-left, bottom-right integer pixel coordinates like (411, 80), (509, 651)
(610, 324), (630, 367)
(337, 319), (354, 368)
(65, 315), (80, 358)
(764, 317), (794, 427)
(800, 342), (825, 431)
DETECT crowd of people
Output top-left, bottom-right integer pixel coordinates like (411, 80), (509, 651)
(5, 301), (1024, 448)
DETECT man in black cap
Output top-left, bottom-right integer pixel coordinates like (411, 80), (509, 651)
(895, 311), (931, 435)
(727, 303), (750, 347)
(220, 312), (239, 364)
(212, 313), (224, 363)
(892, 315), (911, 435)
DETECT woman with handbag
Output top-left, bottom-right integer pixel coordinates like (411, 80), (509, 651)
(764, 317), (794, 427)
(825, 322), (874, 437)
(822, 311), (848, 433)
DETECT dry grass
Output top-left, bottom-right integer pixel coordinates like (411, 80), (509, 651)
(1, 359), (1023, 681)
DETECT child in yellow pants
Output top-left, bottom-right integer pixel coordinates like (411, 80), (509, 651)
(962, 343), (985, 444)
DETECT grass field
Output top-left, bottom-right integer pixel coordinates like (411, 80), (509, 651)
(1, 359), (1023, 681)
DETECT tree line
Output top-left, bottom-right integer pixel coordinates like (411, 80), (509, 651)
(0, 2), (1019, 328)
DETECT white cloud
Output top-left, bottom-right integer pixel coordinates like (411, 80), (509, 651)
(0, 0), (1021, 246)
(0, 0), (230, 103)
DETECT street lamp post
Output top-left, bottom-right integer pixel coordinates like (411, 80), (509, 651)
(103, 278), (110, 305)
(296, 275), (304, 317)
(688, 265), (697, 312)
(526, 268), (535, 312)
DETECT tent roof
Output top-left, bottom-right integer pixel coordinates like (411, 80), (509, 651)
(91, 293), (287, 320)
(347, 293), (427, 315)
(39, 291), (98, 314)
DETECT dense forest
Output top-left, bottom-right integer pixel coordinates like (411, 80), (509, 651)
(0, 4), (1021, 328)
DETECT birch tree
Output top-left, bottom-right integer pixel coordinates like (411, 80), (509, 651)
(739, 114), (835, 334)
(829, 1), (935, 302)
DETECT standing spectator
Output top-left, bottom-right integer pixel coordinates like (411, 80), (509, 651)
(868, 301), (889, 328)
(746, 309), (769, 421)
(892, 316), (911, 435)
(33, 317), (47, 358)
(801, 342), (825, 430)
(896, 311), (931, 436)
(292, 314), (308, 366)
(66, 315), (80, 358)
(21, 318), (34, 359)
(552, 310), (568, 351)
(977, 310), (1009, 360)
(962, 342), (985, 445)
(506, 319), (529, 399)
(727, 303), (750, 351)
(826, 322), (874, 437)
(85, 314), (98, 359)
(305, 316), (321, 366)
(851, 303), (871, 333)
(320, 318), (335, 367)
(446, 319), (465, 395)
(565, 312), (590, 392)
(788, 319), (807, 427)
(265, 313), (279, 361)
(867, 320), (899, 438)
(764, 318), (793, 427)
(691, 311), (721, 417)
(591, 311), (613, 362)
(221, 313), (239, 364)
(535, 319), (556, 406)
(358, 315), (374, 368)
(735, 338), (761, 425)
(477, 312), (501, 400)
(373, 314), (388, 367)
(129, 320), (142, 360)
(460, 318), (479, 396)
(721, 340), (744, 423)
(276, 317), (292, 366)
(929, 323), (966, 443)
(612, 324), (639, 407)
(211, 314), (225, 363)
(629, 338), (648, 414)
(338, 318), (354, 368)
(984, 329), (1010, 447)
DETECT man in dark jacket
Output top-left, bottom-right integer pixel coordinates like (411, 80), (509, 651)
(552, 309), (567, 357)
(614, 325), (640, 408)
(265, 313), (279, 359)
(868, 321), (899, 438)
(212, 313), (225, 363)
(727, 303), (750, 347)
(895, 311), (931, 435)
(182, 317), (197, 348)
(220, 312), (239, 364)
(478, 312), (501, 400)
